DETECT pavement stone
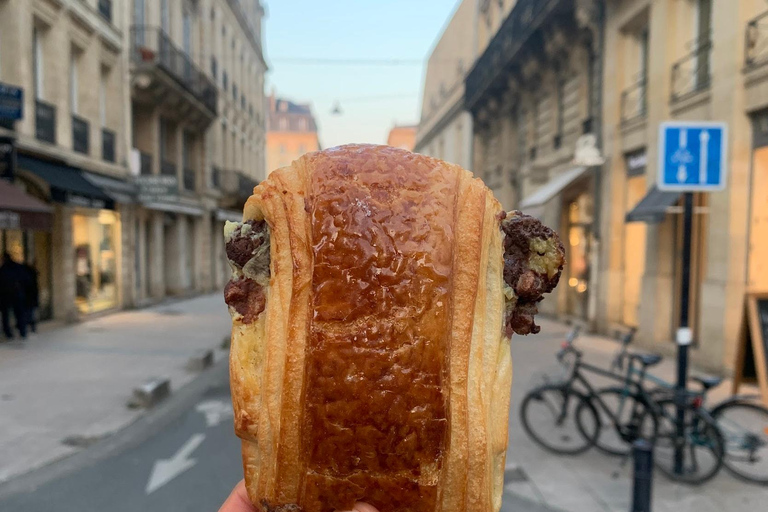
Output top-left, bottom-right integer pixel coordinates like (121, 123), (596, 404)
(0, 294), (232, 484)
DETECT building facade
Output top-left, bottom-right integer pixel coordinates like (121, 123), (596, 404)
(466, 0), (605, 321)
(266, 93), (320, 174)
(386, 124), (416, 151)
(0, 0), (266, 323)
(414, 0), (476, 171)
(599, 0), (768, 373)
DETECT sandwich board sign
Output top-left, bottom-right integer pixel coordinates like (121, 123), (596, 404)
(658, 121), (728, 191)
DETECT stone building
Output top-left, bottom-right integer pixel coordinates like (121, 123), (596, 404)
(599, 0), (768, 373)
(266, 93), (320, 174)
(386, 124), (416, 151)
(466, 0), (605, 321)
(0, 0), (266, 322)
(414, 0), (476, 171)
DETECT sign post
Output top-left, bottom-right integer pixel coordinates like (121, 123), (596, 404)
(658, 121), (727, 475)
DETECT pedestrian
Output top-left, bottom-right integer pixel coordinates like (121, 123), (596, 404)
(23, 260), (40, 333)
(0, 252), (31, 340)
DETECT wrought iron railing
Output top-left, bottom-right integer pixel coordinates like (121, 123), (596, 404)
(35, 100), (56, 144)
(212, 166), (221, 188)
(72, 114), (89, 154)
(671, 38), (712, 101)
(621, 77), (646, 123)
(140, 152), (153, 175)
(183, 167), (196, 191)
(130, 26), (218, 115)
(465, 0), (560, 110)
(746, 10), (768, 70)
(98, 0), (112, 23)
(161, 160), (177, 177)
(102, 128), (116, 162)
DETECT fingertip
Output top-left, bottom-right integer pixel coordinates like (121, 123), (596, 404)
(353, 503), (380, 512)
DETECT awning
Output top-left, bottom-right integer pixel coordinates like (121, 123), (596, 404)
(519, 166), (589, 209)
(625, 185), (680, 223)
(216, 208), (242, 222)
(0, 179), (53, 231)
(83, 171), (137, 204)
(141, 201), (205, 217)
(18, 155), (114, 210)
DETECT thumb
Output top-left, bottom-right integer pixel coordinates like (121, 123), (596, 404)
(339, 503), (379, 512)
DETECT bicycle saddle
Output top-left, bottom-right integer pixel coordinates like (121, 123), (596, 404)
(630, 352), (662, 367)
(691, 375), (722, 390)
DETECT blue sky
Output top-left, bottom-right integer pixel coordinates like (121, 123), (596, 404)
(263, 0), (460, 148)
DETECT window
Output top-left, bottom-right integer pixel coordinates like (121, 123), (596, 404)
(182, 9), (191, 55)
(211, 56), (218, 79)
(298, 118), (307, 131)
(70, 49), (79, 114)
(33, 27), (44, 100)
(134, 0), (145, 25)
(99, 68), (107, 127)
(161, 0), (170, 33)
(223, 71), (228, 90)
(555, 75), (566, 146)
(233, 83), (238, 101)
(278, 117), (287, 130)
(279, 144), (286, 154)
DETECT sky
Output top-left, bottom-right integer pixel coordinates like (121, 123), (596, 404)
(263, 0), (461, 148)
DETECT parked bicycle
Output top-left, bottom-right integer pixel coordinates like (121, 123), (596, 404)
(598, 328), (768, 485)
(520, 326), (725, 484)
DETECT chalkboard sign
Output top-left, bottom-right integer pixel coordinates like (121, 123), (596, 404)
(734, 293), (768, 406)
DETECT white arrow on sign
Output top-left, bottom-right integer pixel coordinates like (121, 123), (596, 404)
(145, 433), (206, 494)
(699, 129), (709, 185)
(195, 399), (233, 427)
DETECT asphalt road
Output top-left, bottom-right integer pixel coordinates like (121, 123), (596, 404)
(0, 359), (560, 512)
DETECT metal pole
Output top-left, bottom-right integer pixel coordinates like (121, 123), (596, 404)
(631, 439), (654, 512)
(674, 192), (694, 475)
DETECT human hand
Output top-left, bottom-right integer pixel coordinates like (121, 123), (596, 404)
(218, 480), (380, 512)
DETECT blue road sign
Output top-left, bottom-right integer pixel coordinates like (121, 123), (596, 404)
(658, 121), (727, 191)
(0, 82), (23, 120)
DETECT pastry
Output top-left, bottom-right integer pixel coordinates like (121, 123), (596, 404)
(224, 144), (564, 512)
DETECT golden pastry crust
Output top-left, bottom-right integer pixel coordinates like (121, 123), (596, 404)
(225, 144), (560, 512)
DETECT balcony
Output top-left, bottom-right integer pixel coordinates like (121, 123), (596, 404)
(465, 0), (563, 111)
(35, 100), (56, 145)
(140, 152), (153, 175)
(72, 114), (89, 155)
(130, 26), (218, 127)
(746, 10), (768, 70)
(183, 167), (196, 191)
(102, 128), (116, 162)
(621, 77), (646, 123)
(161, 160), (177, 177)
(98, 0), (112, 23)
(671, 38), (712, 102)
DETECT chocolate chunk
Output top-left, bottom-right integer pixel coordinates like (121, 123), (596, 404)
(226, 220), (268, 268)
(224, 277), (266, 323)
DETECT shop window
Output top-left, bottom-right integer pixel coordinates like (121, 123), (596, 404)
(73, 210), (119, 315)
(565, 193), (594, 320)
(623, 175), (647, 327)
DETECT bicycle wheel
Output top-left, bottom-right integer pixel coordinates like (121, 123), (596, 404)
(585, 387), (658, 456)
(653, 398), (725, 484)
(520, 384), (598, 455)
(711, 400), (768, 484)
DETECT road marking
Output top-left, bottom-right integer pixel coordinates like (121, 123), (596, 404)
(699, 129), (709, 184)
(145, 433), (205, 494)
(195, 399), (233, 427)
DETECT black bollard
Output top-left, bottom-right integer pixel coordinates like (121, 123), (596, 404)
(631, 439), (653, 512)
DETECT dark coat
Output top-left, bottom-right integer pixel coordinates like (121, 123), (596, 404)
(0, 260), (31, 308)
(23, 264), (39, 308)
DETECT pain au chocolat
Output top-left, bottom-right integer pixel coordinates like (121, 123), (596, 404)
(223, 144), (564, 512)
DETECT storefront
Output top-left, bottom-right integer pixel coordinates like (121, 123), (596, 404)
(0, 178), (54, 320)
(72, 209), (120, 314)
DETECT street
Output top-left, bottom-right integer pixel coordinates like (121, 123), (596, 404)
(0, 354), (560, 512)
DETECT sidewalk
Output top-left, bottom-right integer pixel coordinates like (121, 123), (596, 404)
(0, 294), (232, 484)
(506, 319), (768, 512)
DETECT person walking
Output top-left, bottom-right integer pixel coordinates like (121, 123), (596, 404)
(0, 252), (31, 340)
(23, 261), (40, 333)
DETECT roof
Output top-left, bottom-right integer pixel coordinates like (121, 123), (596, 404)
(274, 98), (312, 115)
(268, 96), (318, 132)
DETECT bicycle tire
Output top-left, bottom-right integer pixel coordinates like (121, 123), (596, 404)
(711, 400), (768, 485)
(583, 387), (658, 457)
(653, 397), (725, 485)
(520, 384), (598, 455)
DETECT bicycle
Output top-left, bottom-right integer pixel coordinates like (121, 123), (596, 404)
(601, 329), (768, 485)
(519, 326), (659, 457)
(520, 326), (726, 484)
